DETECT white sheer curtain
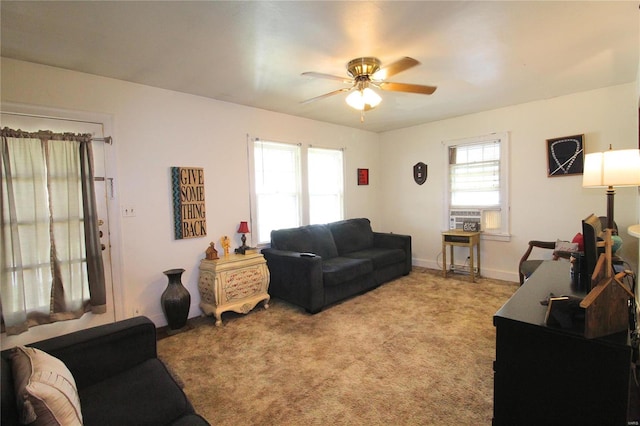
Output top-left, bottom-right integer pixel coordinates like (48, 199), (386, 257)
(308, 147), (344, 225)
(48, 139), (91, 314)
(1, 130), (105, 335)
(253, 140), (302, 243)
(449, 141), (501, 206)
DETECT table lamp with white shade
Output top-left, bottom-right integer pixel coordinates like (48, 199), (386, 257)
(582, 146), (640, 232)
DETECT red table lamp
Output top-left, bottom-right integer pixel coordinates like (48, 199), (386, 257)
(237, 221), (250, 254)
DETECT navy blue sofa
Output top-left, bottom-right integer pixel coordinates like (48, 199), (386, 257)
(1, 316), (209, 426)
(262, 218), (412, 314)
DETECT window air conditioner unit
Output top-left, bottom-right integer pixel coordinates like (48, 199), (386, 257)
(449, 209), (481, 230)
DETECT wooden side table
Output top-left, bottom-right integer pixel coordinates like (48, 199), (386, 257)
(442, 230), (481, 282)
(198, 253), (270, 326)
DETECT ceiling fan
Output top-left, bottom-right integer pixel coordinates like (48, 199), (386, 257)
(301, 57), (437, 114)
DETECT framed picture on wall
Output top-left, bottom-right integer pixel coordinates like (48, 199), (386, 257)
(357, 168), (369, 185)
(546, 134), (584, 177)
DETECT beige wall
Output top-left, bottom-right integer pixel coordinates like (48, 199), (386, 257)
(0, 58), (381, 335)
(379, 83), (639, 280)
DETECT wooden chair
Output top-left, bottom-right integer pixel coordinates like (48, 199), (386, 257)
(518, 216), (616, 285)
(518, 241), (568, 285)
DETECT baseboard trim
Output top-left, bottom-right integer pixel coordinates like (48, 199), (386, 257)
(412, 258), (518, 283)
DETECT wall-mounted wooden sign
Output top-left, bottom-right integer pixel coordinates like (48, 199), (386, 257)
(171, 167), (206, 239)
(413, 162), (427, 185)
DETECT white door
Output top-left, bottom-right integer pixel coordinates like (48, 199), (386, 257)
(1, 110), (117, 348)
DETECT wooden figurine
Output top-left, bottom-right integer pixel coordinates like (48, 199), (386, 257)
(221, 236), (231, 256)
(205, 242), (218, 260)
(579, 229), (634, 338)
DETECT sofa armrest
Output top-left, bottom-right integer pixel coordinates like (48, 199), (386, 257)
(373, 232), (412, 275)
(261, 248), (325, 313)
(29, 316), (157, 390)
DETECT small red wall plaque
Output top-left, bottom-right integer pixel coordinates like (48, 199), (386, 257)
(357, 168), (369, 185)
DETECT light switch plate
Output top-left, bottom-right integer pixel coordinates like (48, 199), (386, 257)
(121, 206), (136, 217)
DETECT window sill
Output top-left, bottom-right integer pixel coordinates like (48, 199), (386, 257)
(481, 232), (511, 242)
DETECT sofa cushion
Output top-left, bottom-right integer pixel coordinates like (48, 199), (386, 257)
(79, 358), (192, 426)
(271, 224), (338, 259)
(345, 248), (407, 269)
(322, 257), (373, 287)
(328, 218), (374, 255)
(10, 346), (83, 426)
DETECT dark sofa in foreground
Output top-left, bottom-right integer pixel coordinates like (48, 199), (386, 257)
(262, 218), (411, 313)
(1, 316), (208, 426)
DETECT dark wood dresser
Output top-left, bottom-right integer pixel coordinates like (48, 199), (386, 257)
(493, 261), (635, 426)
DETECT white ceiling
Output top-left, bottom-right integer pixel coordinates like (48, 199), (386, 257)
(1, 1), (638, 133)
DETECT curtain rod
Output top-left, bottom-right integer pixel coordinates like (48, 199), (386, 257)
(1, 111), (112, 144)
(1, 127), (112, 144)
(93, 136), (112, 144)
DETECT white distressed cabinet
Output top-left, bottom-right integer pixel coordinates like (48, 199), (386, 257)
(198, 253), (270, 326)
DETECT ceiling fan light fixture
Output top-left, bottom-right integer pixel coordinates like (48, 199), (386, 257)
(345, 88), (381, 110)
(302, 56), (436, 118)
(347, 57), (381, 79)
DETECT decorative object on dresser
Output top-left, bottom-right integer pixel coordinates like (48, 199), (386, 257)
(235, 221), (251, 254)
(198, 253), (270, 326)
(261, 218), (411, 314)
(220, 236), (231, 256)
(205, 242), (219, 260)
(161, 268), (191, 332)
(578, 216), (634, 339)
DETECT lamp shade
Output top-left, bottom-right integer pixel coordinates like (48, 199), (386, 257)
(345, 88), (381, 111)
(237, 221), (250, 234)
(582, 148), (640, 188)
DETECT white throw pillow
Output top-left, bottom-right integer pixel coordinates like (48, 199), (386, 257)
(555, 239), (579, 253)
(10, 346), (83, 426)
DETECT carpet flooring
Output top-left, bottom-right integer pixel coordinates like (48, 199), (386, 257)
(157, 267), (519, 425)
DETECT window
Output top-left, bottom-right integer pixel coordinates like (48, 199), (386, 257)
(445, 132), (509, 240)
(308, 147), (344, 225)
(253, 141), (302, 243)
(250, 139), (344, 244)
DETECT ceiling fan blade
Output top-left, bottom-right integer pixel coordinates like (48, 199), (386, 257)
(301, 72), (353, 84)
(301, 88), (352, 104)
(379, 82), (437, 95)
(373, 57), (420, 80)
